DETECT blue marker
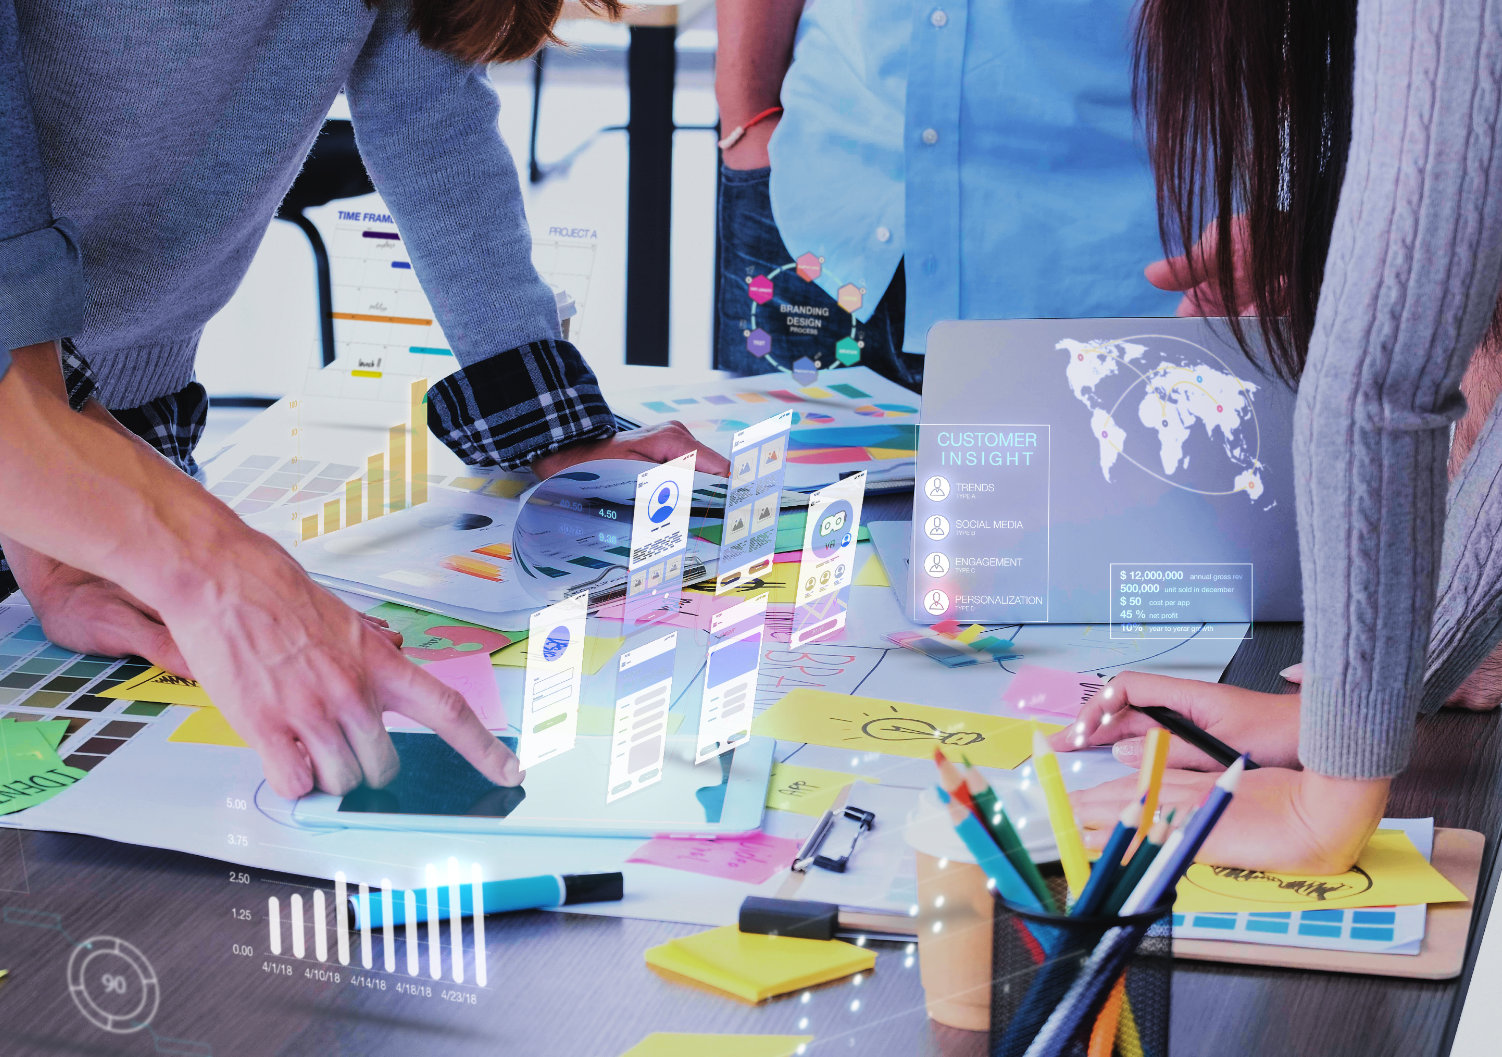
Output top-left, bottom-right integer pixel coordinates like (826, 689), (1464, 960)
(352, 871), (623, 926)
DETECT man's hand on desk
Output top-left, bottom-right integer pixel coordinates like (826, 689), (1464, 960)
(530, 421), (732, 479)
(4, 543), (404, 684)
(151, 524), (523, 800)
(4, 540), (194, 677)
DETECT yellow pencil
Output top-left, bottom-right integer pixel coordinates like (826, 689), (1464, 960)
(1031, 728), (1091, 898)
(1129, 728), (1171, 858)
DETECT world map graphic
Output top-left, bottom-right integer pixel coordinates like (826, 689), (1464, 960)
(1057, 335), (1274, 507)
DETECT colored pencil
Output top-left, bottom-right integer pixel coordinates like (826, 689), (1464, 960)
(1071, 795), (1144, 918)
(1128, 728), (1170, 858)
(933, 748), (979, 814)
(1131, 704), (1259, 770)
(958, 756), (1056, 910)
(1122, 757), (1243, 915)
(1032, 728), (1091, 898)
(936, 787), (1046, 912)
(1104, 811), (1174, 916)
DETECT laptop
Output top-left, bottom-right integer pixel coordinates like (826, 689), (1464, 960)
(912, 318), (1301, 627)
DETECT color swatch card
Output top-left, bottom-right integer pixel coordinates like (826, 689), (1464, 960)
(615, 366), (919, 493)
(754, 690), (1055, 770)
(607, 632), (677, 803)
(1174, 827), (1466, 914)
(517, 593), (588, 769)
(645, 925), (875, 1003)
(628, 831), (800, 885)
(696, 593), (769, 762)
(791, 470), (865, 648)
(716, 411), (793, 593)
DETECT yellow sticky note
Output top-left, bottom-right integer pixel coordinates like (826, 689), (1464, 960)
(1174, 830), (1467, 913)
(753, 690), (1059, 770)
(645, 925), (874, 1004)
(853, 553), (891, 588)
(621, 1035), (812, 1057)
(765, 762), (878, 817)
(492, 635), (624, 675)
(168, 707), (248, 748)
(955, 624), (987, 645)
(97, 668), (213, 707)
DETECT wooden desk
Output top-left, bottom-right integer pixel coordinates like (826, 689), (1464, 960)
(1, 625), (1495, 1054)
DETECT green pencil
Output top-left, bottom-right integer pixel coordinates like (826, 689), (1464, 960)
(960, 757), (1056, 911)
(1103, 810), (1175, 915)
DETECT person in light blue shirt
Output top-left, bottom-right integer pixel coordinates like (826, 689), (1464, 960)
(714, 0), (1180, 388)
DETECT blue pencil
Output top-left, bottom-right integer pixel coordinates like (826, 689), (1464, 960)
(1122, 757), (1243, 915)
(937, 786), (1046, 912)
(1069, 794), (1144, 918)
(1022, 758), (1245, 1057)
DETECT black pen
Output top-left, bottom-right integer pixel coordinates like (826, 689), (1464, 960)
(1131, 704), (1259, 769)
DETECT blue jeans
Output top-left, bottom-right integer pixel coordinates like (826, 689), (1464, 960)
(714, 164), (921, 391)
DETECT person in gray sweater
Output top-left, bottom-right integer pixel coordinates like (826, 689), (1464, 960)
(0, 0), (726, 800)
(1060, 0), (1502, 872)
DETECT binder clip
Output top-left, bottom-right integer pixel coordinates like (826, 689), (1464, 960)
(791, 805), (876, 874)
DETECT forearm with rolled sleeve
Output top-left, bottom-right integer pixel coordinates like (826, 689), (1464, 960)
(344, 5), (614, 470)
(1297, 0), (1502, 778)
(0, 0), (82, 358)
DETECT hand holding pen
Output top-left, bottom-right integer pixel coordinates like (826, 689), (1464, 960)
(1048, 670), (1300, 770)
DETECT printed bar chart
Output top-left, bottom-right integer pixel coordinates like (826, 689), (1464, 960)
(287, 371), (432, 544)
(264, 864), (488, 985)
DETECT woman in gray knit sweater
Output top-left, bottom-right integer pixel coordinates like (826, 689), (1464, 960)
(1060, 0), (1502, 872)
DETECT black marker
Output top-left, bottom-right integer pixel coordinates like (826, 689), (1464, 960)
(1131, 704), (1259, 769)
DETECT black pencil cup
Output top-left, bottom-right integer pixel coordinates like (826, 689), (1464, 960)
(988, 881), (1172, 1057)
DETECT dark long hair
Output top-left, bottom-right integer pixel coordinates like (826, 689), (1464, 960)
(1135, 1), (1358, 380)
(374, 0), (623, 65)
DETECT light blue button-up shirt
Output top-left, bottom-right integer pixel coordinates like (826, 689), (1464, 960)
(768, 0), (1179, 354)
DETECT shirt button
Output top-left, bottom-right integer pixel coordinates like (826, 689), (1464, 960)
(930, 9), (948, 27)
(875, 226), (892, 242)
(921, 128), (939, 145)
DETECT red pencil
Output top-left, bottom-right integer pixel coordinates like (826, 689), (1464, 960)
(933, 748), (979, 814)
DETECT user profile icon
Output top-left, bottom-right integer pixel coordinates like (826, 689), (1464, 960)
(925, 552), (949, 577)
(925, 515), (950, 540)
(925, 475), (950, 501)
(924, 589), (951, 616)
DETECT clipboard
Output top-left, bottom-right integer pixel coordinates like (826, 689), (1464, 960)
(1172, 827), (1485, 979)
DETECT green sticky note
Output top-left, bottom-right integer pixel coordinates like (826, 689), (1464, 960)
(0, 717), (69, 750)
(364, 602), (522, 662)
(0, 721), (88, 817)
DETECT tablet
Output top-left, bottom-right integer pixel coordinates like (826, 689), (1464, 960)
(290, 731), (774, 838)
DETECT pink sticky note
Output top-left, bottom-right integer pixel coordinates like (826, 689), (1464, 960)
(627, 831), (802, 885)
(385, 652), (508, 731)
(1000, 665), (1106, 719)
(931, 619), (962, 637)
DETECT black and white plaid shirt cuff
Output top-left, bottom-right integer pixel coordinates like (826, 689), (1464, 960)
(426, 338), (617, 471)
(59, 338), (96, 411)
